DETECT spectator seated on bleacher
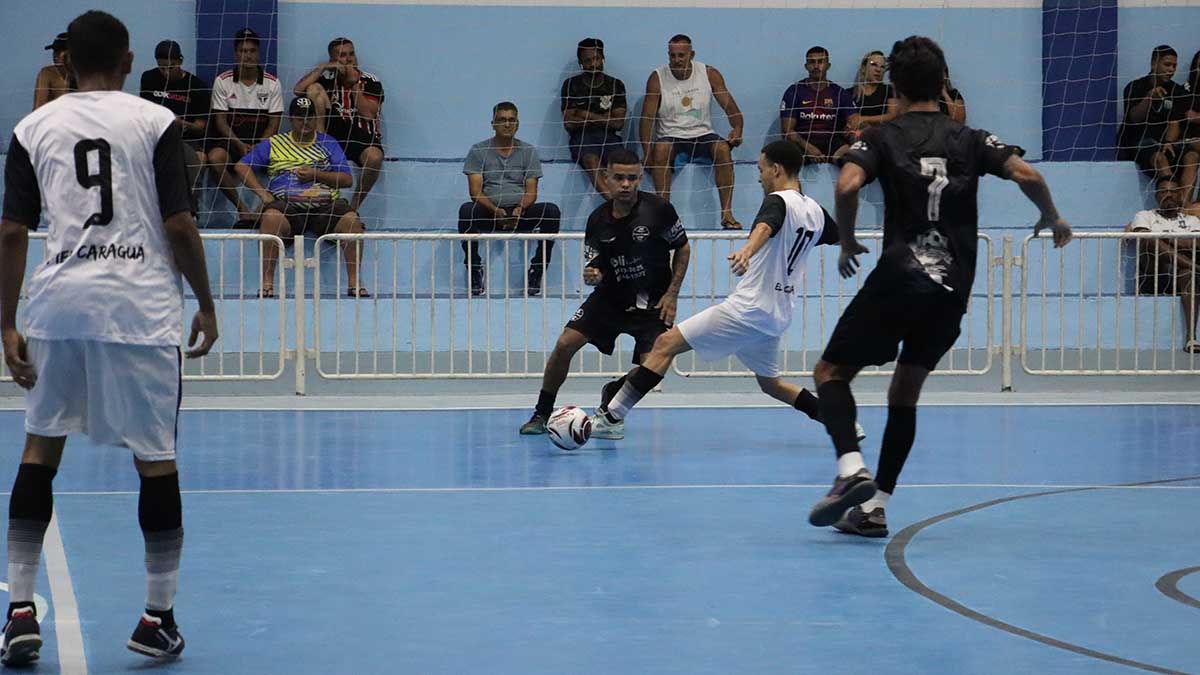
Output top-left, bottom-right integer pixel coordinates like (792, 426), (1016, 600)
(640, 34), (744, 230)
(780, 45), (856, 165)
(848, 50), (897, 139)
(139, 39), (210, 204)
(1127, 181), (1200, 353)
(1178, 49), (1200, 208)
(234, 96), (368, 299)
(939, 65), (967, 123)
(208, 28), (284, 223)
(1118, 45), (1190, 191)
(459, 101), (561, 297)
(33, 31), (74, 110)
(292, 36), (385, 212)
(561, 37), (627, 199)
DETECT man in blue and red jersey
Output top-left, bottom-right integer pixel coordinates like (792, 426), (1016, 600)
(780, 46), (858, 165)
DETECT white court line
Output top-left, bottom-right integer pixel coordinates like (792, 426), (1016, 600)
(48, 482), (1200, 497)
(44, 511), (88, 675)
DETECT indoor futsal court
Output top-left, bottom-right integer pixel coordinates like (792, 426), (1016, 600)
(0, 401), (1195, 674)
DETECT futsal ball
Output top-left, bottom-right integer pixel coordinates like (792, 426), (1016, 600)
(547, 406), (592, 450)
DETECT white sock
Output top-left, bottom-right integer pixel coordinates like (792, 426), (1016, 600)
(836, 452), (866, 478)
(861, 491), (891, 512)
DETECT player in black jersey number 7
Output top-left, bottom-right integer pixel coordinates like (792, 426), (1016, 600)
(807, 36), (1072, 537)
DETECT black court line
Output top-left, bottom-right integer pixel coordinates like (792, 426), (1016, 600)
(1155, 567), (1200, 611)
(885, 475), (1200, 675)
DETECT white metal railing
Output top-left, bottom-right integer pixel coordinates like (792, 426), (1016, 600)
(671, 233), (994, 377)
(0, 233), (288, 384)
(1021, 231), (1200, 375)
(5, 230), (1199, 390)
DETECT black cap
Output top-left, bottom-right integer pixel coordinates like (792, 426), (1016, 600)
(44, 32), (68, 52)
(289, 95), (316, 118)
(233, 27), (260, 44)
(154, 40), (183, 61)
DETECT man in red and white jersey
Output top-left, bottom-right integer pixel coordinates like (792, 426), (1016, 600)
(0, 10), (217, 665)
(208, 27), (284, 221)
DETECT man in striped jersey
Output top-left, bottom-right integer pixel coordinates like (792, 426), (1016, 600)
(234, 96), (368, 298)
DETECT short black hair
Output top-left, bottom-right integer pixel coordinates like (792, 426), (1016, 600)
(806, 45), (829, 59)
(67, 10), (129, 78)
(761, 140), (804, 177)
(328, 37), (353, 57)
(887, 35), (947, 103)
(492, 101), (518, 118)
(668, 34), (692, 46)
(1152, 45), (1177, 62)
(605, 147), (641, 168)
(577, 37), (604, 62)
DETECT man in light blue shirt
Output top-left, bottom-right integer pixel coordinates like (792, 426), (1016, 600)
(459, 101), (561, 296)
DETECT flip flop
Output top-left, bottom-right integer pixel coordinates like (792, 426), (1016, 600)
(258, 287), (275, 299)
(1185, 339), (1200, 354)
(347, 287), (371, 298)
(720, 217), (743, 230)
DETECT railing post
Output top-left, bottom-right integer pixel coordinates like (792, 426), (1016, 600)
(293, 235), (307, 395)
(1001, 236), (1015, 392)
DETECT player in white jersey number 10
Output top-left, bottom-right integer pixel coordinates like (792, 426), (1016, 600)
(589, 140), (865, 444)
(0, 10), (217, 665)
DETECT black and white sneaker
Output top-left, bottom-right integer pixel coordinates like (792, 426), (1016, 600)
(127, 613), (185, 659)
(1, 606), (41, 666)
(833, 505), (889, 538)
(808, 469), (878, 527)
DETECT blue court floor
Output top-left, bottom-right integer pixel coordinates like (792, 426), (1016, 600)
(0, 404), (1198, 674)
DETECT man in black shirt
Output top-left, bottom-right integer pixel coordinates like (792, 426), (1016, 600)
(139, 40), (210, 200)
(806, 36), (1072, 537)
(561, 38), (627, 198)
(1118, 45), (1188, 185)
(293, 37), (386, 211)
(519, 148), (688, 438)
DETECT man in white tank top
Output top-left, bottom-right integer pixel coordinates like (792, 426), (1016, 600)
(1, 10), (216, 665)
(640, 35), (745, 230)
(589, 141), (865, 444)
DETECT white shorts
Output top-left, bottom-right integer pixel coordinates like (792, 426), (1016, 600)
(676, 301), (781, 377)
(24, 339), (181, 461)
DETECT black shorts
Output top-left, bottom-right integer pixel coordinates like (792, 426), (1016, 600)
(662, 132), (725, 170)
(327, 119), (383, 165)
(566, 293), (668, 362)
(263, 199), (355, 237)
(799, 134), (849, 162)
(821, 284), (966, 372)
(568, 128), (623, 165)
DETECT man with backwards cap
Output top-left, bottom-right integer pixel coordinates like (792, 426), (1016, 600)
(32, 32), (75, 110)
(139, 40), (211, 201)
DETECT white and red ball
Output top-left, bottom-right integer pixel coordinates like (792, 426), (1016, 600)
(546, 406), (592, 450)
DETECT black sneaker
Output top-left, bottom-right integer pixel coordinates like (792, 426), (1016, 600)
(833, 505), (889, 538)
(526, 266), (544, 297)
(1, 607), (41, 666)
(808, 469), (877, 527)
(469, 266), (486, 297)
(127, 613), (185, 659)
(599, 378), (622, 410)
(519, 412), (548, 435)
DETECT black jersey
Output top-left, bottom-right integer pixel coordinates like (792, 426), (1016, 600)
(584, 191), (687, 310)
(842, 111), (1021, 306)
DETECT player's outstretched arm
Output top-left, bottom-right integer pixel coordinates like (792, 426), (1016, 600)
(834, 163), (871, 278)
(1002, 155), (1072, 248)
(728, 223), (772, 276)
(0, 220), (34, 388)
(164, 212), (219, 358)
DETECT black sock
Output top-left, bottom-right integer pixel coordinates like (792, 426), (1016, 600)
(139, 472), (184, 614)
(600, 375), (627, 409)
(606, 367), (663, 421)
(7, 463), (56, 616)
(793, 388), (820, 421)
(816, 380), (859, 457)
(535, 389), (556, 417)
(875, 406), (917, 494)
(146, 607), (176, 630)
